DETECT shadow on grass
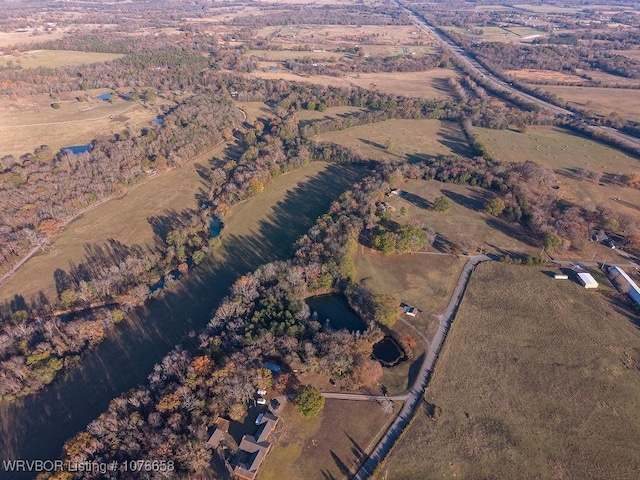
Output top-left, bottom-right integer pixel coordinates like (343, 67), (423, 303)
(0, 162), (369, 478)
(406, 352), (426, 391)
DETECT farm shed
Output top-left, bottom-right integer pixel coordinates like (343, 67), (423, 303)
(577, 272), (598, 289)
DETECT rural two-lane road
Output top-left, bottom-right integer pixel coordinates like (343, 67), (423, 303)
(322, 255), (489, 479)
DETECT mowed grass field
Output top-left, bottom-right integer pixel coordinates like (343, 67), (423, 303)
(260, 399), (400, 480)
(317, 119), (471, 161)
(0, 90), (163, 157)
(0, 50), (123, 69)
(382, 263), (640, 480)
(538, 85), (640, 123)
(476, 126), (640, 223)
(354, 249), (465, 332)
(250, 69), (456, 99)
(386, 179), (541, 256)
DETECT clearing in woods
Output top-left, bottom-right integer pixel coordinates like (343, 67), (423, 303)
(382, 262), (640, 480)
(0, 90), (165, 157)
(384, 179), (541, 256)
(259, 399), (401, 480)
(354, 250), (465, 336)
(475, 126), (640, 226)
(0, 50), (123, 69)
(316, 119), (471, 161)
(249, 69), (457, 98)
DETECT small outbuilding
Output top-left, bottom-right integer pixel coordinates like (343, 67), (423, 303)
(577, 272), (598, 289)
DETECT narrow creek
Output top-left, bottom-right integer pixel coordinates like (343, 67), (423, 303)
(0, 163), (368, 479)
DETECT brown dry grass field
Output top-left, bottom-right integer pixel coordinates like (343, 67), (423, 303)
(505, 69), (587, 83)
(616, 49), (640, 61)
(537, 85), (640, 123)
(382, 262), (640, 480)
(386, 179), (542, 256)
(0, 50), (123, 69)
(0, 160), (335, 303)
(443, 26), (543, 43)
(0, 90), (164, 157)
(0, 29), (67, 47)
(317, 119), (470, 161)
(255, 24), (437, 53)
(260, 399), (401, 480)
(250, 68), (457, 98)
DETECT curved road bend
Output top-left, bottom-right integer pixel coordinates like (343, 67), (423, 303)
(347, 255), (489, 480)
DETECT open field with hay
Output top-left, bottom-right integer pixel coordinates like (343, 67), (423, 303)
(317, 119), (470, 161)
(0, 50), (123, 69)
(0, 90), (164, 157)
(260, 399), (400, 480)
(255, 23), (438, 53)
(382, 262), (640, 480)
(538, 85), (640, 123)
(249, 68), (457, 98)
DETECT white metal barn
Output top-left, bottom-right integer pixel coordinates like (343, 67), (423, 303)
(608, 266), (640, 307)
(577, 272), (598, 289)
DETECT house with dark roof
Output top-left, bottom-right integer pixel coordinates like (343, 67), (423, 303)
(233, 413), (279, 480)
(206, 417), (230, 448)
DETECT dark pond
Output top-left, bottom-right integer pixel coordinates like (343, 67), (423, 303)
(60, 144), (93, 155)
(152, 117), (165, 125)
(210, 216), (223, 238)
(96, 92), (112, 101)
(372, 336), (407, 367)
(306, 294), (367, 333)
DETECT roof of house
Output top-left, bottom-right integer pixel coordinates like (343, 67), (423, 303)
(577, 272), (598, 287)
(214, 417), (230, 433)
(233, 413), (280, 480)
(234, 435), (270, 480)
(207, 428), (225, 448)
(255, 412), (278, 443)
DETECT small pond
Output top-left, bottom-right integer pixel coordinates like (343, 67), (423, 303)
(372, 336), (407, 367)
(61, 144), (93, 155)
(306, 294), (367, 333)
(96, 92), (112, 101)
(209, 216), (223, 238)
(152, 117), (165, 125)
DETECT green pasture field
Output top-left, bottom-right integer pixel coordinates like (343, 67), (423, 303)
(382, 262), (640, 479)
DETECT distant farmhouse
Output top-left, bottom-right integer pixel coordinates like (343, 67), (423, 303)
(233, 412), (279, 480)
(608, 266), (640, 307)
(577, 272), (598, 289)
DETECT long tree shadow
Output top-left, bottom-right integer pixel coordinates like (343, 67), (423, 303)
(0, 162), (370, 476)
(399, 191), (432, 210)
(485, 218), (541, 248)
(437, 121), (473, 157)
(330, 450), (351, 477)
(441, 188), (491, 211)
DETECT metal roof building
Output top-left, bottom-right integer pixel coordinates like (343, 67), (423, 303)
(577, 272), (598, 289)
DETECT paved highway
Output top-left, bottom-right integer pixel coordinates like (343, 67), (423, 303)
(394, 0), (640, 149)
